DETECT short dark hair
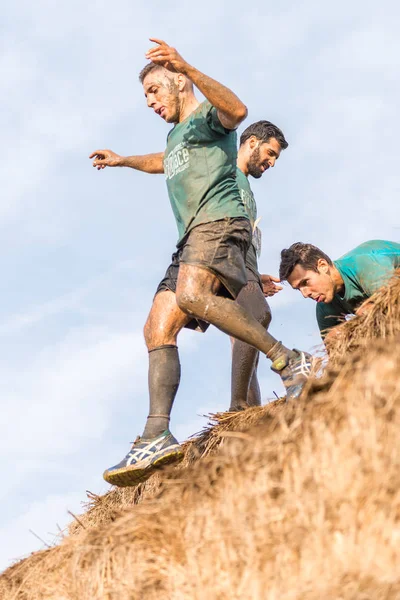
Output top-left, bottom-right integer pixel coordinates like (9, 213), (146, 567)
(279, 242), (333, 281)
(240, 120), (288, 149)
(139, 62), (163, 83)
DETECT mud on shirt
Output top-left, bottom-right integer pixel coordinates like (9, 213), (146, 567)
(317, 239), (400, 336)
(164, 101), (248, 246)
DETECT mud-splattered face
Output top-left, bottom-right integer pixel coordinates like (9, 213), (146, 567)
(247, 138), (282, 179)
(287, 263), (336, 304)
(143, 69), (180, 124)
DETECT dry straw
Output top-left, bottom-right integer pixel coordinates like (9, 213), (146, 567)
(325, 269), (400, 360)
(1, 274), (399, 599)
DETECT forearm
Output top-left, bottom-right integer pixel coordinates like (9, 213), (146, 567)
(183, 64), (247, 127)
(120, 152), (164, 174)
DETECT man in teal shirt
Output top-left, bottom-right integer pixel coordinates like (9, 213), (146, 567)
(279, 240), (400, 338)
(230, 121), (288, 410)
(90, 39), (312, 487)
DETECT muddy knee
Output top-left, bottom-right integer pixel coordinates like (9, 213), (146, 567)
(176, 290), (205, 316)
(144, 309), (183, 350)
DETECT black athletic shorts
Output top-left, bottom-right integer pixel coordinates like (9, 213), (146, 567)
(156, 217), (252, 332)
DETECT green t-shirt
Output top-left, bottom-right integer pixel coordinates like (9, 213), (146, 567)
(236, 167), (261, 275)
(164, 101), (248, 245)
(317, 240), (400, 336)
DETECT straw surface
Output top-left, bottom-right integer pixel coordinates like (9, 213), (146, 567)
(1, 275), (399, 599)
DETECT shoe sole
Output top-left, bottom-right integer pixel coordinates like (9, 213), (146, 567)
(103, 449), (184, 488)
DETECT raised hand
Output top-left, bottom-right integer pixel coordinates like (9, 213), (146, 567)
(145, 38), (188, 74)
(260, 274), (283, 298)
(89, 149), (122, 170)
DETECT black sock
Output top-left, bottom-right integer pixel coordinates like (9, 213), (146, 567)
(142, 345), (181, 439)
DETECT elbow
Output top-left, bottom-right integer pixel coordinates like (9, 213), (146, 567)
(235, 103), (248, 125)
(228, 104), (248, 129)
(219, 103), (248, 130)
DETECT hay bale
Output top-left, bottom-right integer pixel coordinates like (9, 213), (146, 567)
(325, 269), (400, 361)
(68, 401), (286, 536)
(1, 337), (400, 599)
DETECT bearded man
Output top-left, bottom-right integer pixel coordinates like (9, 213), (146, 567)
(229, 120), (288, 410)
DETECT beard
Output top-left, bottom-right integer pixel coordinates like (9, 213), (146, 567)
(165, 105), (179, 123)
(247, 146), (263, 179)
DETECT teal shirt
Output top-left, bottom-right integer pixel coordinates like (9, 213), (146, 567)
(236, 168), (257, 225)
(236, 167), (261, 275)
(317, 240), (400, 335)
(164, 101), (248, 245)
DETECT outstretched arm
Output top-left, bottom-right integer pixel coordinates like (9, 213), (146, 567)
(89, 149), (164, 174)
(145, 38), (248, 130)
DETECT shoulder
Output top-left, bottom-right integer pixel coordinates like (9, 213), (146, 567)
(338, 240), (400, 264)
(195, 101), (234, 136)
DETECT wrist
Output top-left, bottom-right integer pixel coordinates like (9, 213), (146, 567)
(116, 155), (126, 167)
(181, 62), (195, 78)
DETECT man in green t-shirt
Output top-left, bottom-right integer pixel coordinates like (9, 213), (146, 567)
(229, 120), (288, 411)
(90, 39), (312, 487)
(279, 240), (400, 340)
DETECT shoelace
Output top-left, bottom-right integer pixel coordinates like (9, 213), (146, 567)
(292, 352), (312, 377)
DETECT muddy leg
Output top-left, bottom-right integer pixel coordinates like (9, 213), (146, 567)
(176, 264), (289, 361)
(247, 354), (261, 407)
(229, 281), (272, 410)
(142, 291), (191, 438)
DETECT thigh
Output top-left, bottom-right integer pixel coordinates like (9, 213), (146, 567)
(176, 262), (221, 300)
(180, 218), (251, 299)
(144, 290), (191, 349)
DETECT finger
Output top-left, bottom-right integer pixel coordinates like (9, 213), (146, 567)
(146, 47), (167, 58)
(269, 276), (281, 283)
(149, 38), (167, 46)
(148, 56), (169, 66)
(274, 285), (283, 291)
(89, 151), (104, 159)
(146, 49), (169, 59)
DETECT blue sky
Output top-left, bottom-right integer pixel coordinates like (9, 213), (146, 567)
(1, 0), (399, 571)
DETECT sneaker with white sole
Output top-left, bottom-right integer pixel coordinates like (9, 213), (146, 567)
(270, 349), (313, 401)
(103, 430), (183, 487)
